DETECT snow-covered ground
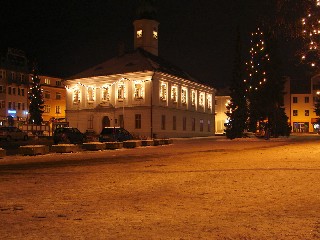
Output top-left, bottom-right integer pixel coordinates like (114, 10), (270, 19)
(1, 135), (320, 239)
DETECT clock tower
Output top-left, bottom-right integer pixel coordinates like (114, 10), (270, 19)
(133, 0), (159, 56)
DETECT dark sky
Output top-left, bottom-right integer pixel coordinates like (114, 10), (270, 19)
(0, 0), (305, 89)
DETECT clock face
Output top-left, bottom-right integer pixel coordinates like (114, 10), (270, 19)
(153, 30), (158, 39)
(137, 30), (142, 38)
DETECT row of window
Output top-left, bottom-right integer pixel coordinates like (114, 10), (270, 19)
(44, 91), (62, 100)
(0, 70), (28, 83)
(1, 101), (26, 110)
(43, 78), (62, 86)
(293, 110), (310, 116)
(72, 81), (212, 111)
(131, 114), (211, 132)
(73, 81), (144, 103)
(0, 86), (26, 96)
(43, 105), (62, 114)
(292, 96), (319, 104)
(159, 82), (212, 109)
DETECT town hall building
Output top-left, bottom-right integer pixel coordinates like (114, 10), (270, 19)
(65, 8), (215, 139)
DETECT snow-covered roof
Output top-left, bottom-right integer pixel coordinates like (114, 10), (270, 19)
(67, 48), (199, 83)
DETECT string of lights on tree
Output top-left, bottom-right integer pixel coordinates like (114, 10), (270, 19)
(300, 0), (320, 69)
(243, 27), (270, 93)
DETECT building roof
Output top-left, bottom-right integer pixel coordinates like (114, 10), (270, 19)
(68, 48), (200, 83)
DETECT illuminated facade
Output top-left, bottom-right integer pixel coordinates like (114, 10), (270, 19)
(215, 95), (230, 135)
(65, 15), (215, 138)
(40, 75), (66, 123)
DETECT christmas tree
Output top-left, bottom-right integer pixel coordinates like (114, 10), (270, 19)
(244, 27), (270, 132)
(300, 0), (320, 71)
(226, 29), (248, 139)
(28, 63), (44, 124)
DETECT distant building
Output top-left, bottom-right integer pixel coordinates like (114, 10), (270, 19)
(39, 75), (66, 123)
(287, 74), (320, 133)
(65, 7), (215, 138)
(0, 48), (29, 126)
(215, 88), (230, 134)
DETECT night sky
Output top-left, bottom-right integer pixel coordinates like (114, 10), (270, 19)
(0, 0), (305, 89)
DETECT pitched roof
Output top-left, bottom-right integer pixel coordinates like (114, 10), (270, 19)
(68, 48), (199, 83)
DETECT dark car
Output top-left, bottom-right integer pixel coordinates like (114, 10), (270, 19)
(0, 126), (28, 141)
(53, 127), (85, 144)
(99, 127), (133, 142)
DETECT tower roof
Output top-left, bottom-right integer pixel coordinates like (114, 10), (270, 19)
(135, 0), (158, 20)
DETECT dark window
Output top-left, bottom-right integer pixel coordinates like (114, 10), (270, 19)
(173, 116), (176, 130)
(200, 119), (204, 132)
(293, 97), (298, 103)
(135, 114), (141, 129)
(119, 115), (124, 128)
(305, 97), (309, 103)
(305, 110), (309, 116)
(191, 118), (195, 131)
(161, 115), (166, 130)
(183, 117), (186, 131)
(293, 110), (298, 116)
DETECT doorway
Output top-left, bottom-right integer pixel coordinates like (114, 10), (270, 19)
(102, 116), (110, 128)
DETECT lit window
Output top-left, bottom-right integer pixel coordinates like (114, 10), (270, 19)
(102, 86), (110, 102)
(56, 106), (61, 114)
(207, 94), (212, 110)
(44, 105), (51, 113)
(44, 78), (50, 85)
(134, 81), (143, 99)
(118, 81), (125, 101)
(199, 92), (205, 107)
(160, 82), (167, 101)
(137, 29), (143, 38)
(153, 29), (158, 39)
(181, 87), (187, 105)
(87, 87), (94, 102)
(73, 89), (80, 104)
(171, 86), (178, 103)
(191, 90), (196, 106)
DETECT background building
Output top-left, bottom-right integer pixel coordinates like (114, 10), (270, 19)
(0, 48), (29, 126)
(40, 75), (65, 123)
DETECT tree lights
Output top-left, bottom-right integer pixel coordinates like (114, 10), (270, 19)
(28, 64), (44, 124)
(300, 0), (320, 69)
(243, 28), (270, 92)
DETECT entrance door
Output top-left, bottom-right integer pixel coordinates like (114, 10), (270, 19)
(102, 116), (110, 128)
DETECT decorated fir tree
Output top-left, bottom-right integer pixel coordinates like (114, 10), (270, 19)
(28, 63), (44, 124)
(300, 0), (320, 72)
(225, 29), (248, 139)
(243, 27), (270, 132)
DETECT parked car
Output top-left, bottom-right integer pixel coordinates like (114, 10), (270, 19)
(99, 127), (133, 142)
(53, 127), (85, 144)
(0, 126), (28, 141)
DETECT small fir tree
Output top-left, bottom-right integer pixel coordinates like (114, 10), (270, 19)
(314, 95), (320, 129)
(28, 63), (44, 124)
(225, 29), (248, 139)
